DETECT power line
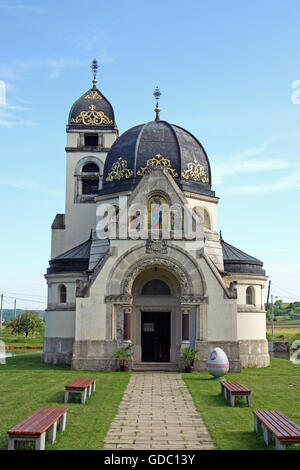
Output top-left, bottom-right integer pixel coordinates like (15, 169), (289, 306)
(1, 290), (46, 299)
(1, 295), (46, 305)
(271, 282), (300, 297)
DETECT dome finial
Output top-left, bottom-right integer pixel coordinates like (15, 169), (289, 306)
(153, 86), (161, 121)
(91, 59), (99, 88)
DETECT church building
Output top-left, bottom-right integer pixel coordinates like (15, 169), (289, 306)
(43, 63), (270, 371)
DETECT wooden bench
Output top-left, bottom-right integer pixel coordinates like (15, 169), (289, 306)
(220, 381), (251, 406)
(64, 377), (96, 404)
(253, 410), (300, 450)
(7, 407), (68, 450)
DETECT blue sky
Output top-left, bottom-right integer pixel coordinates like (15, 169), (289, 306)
(0, 0), (299, 309)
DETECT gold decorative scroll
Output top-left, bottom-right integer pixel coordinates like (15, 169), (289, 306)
(137, 153), (179, 178)
(71, 105), (113, 125)
(84, 90), (102, 100)
(105, 157), (133, 182)
(182, 160), (209, 183)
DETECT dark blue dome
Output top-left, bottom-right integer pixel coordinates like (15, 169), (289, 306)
(101, 119), (214, 196)
(68, 84), (117, 130)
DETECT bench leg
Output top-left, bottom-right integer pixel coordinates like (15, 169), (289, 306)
(64, 391), (69, 403)
(88, 384), (92, 397)
(81, 389), (87, 404)
(220, 383), (224, 395)
(59, 412), (67, 432)
(275, 438), (286, 450)
(8, 437), (16, 450)
(92, 381), (96, 392)
(48, 422), (57, 444)
(246, 394), (251, 406)
(35, 432), (46, 450)
(254, 415), (261, 433)
(230, 393), (235, 407)
(263, 426), (273, 446)
(224, 388), (228, 400)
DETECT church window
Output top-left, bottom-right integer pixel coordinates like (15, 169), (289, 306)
(148, 195), (168, 230)
(141, 279), (171, 295)
(82, 162), (100, 195)
(246, 286), (254, 305)
(84, 134), (98, 147)
(59, 285), (67, 303)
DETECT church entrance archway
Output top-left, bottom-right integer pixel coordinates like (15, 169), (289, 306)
(131, 266), (181, 364)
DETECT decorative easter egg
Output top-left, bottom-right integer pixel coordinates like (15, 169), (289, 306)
(206, 347), (229, 377)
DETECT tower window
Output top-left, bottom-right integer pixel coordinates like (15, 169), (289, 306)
(59, 285), (67, 303)
(84, 134), (98, 146)
(82, 162), (100, 195)
(246, 286), (255, 305)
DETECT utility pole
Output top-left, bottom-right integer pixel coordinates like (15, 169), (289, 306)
(0, 294), (3, 336)
(14, 299), (17, 320)
(271, 294), (274, 339)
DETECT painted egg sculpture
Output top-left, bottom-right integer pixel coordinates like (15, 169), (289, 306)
(206, 347), (229, 377)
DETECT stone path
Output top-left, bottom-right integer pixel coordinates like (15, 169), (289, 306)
(104, 372), (215, 450)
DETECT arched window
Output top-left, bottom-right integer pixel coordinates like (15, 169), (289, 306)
(59, 285), (67, 303)
(148, 195), (168, 229)
(141, 280), (171, 295)
(246, 286), (254, 305)
(193, 206), (211, 230)
(82, 163), (100, 195)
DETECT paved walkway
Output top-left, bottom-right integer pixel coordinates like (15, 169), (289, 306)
(104, 372), (215, 450)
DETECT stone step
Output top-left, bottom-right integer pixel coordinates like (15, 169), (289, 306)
(132, 362), (179, 372)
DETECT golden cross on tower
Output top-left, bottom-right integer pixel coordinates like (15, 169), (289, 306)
(91, 59), (99, 88)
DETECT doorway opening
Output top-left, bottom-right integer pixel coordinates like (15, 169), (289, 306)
(141, 312), (170, 362)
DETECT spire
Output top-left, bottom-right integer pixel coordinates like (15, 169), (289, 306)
(153, 86), (161, 121)
(91, 59), (99, 88)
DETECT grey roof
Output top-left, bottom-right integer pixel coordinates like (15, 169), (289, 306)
(220, 234), (265, 276)
(47, 234), (109, 274)
(101, 119), (214, 197)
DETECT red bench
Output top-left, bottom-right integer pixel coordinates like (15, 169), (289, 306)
(64, 377), (96, 404)
(220, 381), (251, 406)
(7, 407), (68, 450)
(253, 410), (300, 450)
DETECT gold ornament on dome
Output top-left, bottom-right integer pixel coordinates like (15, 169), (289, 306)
(137, 153), (179, 178)
(182, 160), (209, 183)
(105, 157), (133, 182)
(84, 90), (102, 100)
(71, 105), (113, 125)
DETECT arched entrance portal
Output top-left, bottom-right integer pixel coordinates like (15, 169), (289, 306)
(131, 266), (181, 364)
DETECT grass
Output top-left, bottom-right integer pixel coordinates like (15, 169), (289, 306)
(0, 352), (131, 450)
(0, 326), (44, 348)
(183, 358), (300, 450)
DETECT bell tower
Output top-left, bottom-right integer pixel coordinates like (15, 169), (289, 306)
(51, 60), (118, 258)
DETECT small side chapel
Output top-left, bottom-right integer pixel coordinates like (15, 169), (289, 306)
(43, 62), (270, 371)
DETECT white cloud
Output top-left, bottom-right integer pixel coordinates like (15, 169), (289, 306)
(212, 138), (300, 194)
(0, 3), (45, 14)
(0, 177), (62, 195)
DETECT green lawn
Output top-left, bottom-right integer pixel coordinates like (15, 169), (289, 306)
(183, 358), (300, 450)
(1, 353), (300, 451)
(0, 352), (131, 450)
(0, 326), (44, 347)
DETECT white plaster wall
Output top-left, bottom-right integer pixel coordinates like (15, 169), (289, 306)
(185, 196), (218, 232)
(197, 257), (238, 341)
(45, 310), (75, 338)
(237, 311), (267, 340)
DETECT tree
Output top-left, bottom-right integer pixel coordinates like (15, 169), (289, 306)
(8, 311), (44, 338)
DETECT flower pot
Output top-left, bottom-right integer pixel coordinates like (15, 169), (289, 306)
(120, 364), (129, 372)
(185, 365), (194, 373)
